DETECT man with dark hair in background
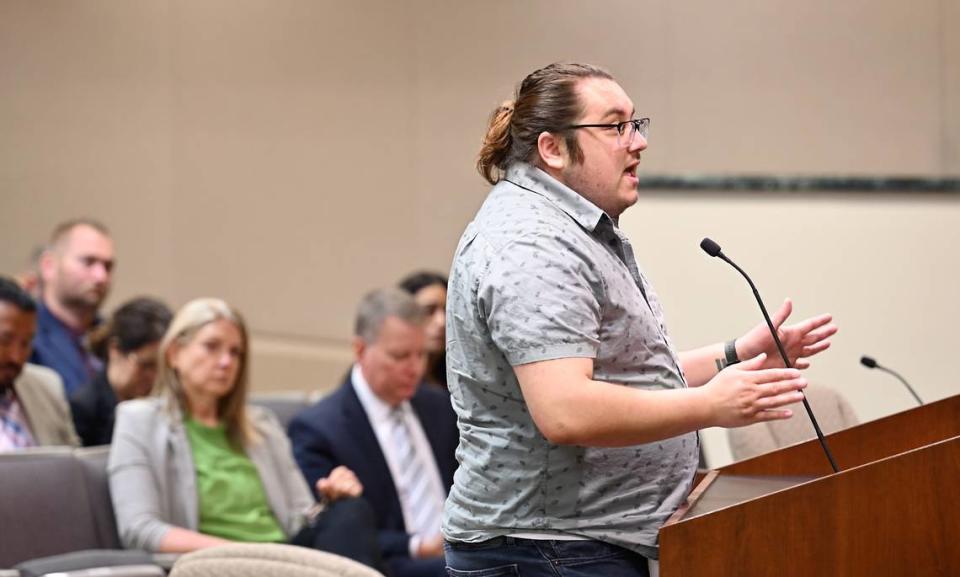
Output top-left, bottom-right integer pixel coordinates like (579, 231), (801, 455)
(398, 271), (448, 389)
(31, 218), (115, 395)
(443, 63), (837, 576)
(0, 276), (80, 451)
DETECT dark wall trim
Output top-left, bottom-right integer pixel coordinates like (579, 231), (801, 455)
(637, 175), (960, 194)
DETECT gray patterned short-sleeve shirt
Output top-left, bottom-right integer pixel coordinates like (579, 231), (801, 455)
(443, 162), (698, 558)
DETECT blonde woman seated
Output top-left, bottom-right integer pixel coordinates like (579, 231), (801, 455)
(108, 298), (383, 571)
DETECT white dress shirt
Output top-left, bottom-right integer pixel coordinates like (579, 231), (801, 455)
(351, 364), (446, 556)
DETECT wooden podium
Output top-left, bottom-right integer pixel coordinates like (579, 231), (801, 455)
(659, 394), (960, 576)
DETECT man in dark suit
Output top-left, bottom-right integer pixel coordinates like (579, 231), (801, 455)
(289, 288), (458, 577)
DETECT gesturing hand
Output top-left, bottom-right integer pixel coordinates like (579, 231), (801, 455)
(703, 353), (808, 428)
(737, 298), (837, 370)
(315, 465), (364, 501)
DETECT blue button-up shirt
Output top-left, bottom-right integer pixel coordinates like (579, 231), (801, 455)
(30, 301), (102, 395)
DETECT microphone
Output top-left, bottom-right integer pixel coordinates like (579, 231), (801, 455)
(700, 237), (722, 257)
(700, 237), (840, 473)
(860, 355), (923, 405)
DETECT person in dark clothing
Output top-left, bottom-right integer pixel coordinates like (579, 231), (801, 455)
(69, 296), (172, 446)
(31, 219), (115, 395)
(398, 271), (448, 389)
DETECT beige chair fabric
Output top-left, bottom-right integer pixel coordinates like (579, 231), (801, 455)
(727, 383), (859, 462)
(169, 543), (384, 577)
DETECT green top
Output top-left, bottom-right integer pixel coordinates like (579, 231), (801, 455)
(184, 418), (287, 543)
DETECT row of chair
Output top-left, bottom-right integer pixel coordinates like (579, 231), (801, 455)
(0, 393), (337, 576)
(0, 451), (381, 576)
(0, 445), (168, 575)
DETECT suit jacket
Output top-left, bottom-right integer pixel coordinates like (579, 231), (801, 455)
(288, 375), (459, 559)
(108, 397), (315, 551)
(14, 363), (81, 447)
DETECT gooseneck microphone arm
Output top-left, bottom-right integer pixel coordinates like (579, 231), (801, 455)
(699, 238), (840, 473)
(860, 355), (924, 405)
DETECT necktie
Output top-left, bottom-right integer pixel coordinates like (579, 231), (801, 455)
(388, 407), (442, 537)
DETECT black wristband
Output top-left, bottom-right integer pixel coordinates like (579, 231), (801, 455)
(724, 339), (741, 366)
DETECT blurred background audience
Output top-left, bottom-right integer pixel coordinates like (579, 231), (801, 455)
(32, 219), (115, 395)
(399, 271), (448, 390)
(289, 288), (458, 577)
(70, 296), (173, 446)
(107, 298), (383, 570)
(0, 276), (79, 451)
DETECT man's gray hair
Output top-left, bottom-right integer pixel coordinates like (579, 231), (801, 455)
(355, 287), (426, 342)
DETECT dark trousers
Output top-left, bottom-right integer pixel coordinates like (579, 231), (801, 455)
(444, 537), (651, 577)
(289, 497), (386, 574)
(387, 554), (447, 577)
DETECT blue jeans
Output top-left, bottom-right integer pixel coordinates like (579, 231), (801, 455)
(444, 537), (651, 577)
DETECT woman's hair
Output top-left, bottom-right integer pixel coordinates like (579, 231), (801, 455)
(398, 271), (448, 296)
(89, 296), (173, 361)
(155, 298), (254, 449)
(476, 62), (613, 184)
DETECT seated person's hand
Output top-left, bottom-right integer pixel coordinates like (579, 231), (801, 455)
(315, 465), (363, 501)
(416, 533), (444, 558)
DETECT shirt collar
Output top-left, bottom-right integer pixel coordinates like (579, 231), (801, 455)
(0, 386), (16, 406)
(351, 364), (402, 421)
(502, 162), (611, 233)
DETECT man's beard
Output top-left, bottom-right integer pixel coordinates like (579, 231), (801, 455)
(0, 363), (22, 393)
(57, 287), (106, 313)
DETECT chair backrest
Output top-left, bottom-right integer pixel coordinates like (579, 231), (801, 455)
(0, 448), (103, 567)
(249, 392), (315, 430)
(727, 383), (860, 462)
(75, 445), (123, 549)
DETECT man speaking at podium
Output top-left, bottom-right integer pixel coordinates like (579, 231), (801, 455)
(443, 63), (837, 577)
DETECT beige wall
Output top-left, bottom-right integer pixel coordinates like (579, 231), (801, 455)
(624, 195), (960, 465)
(2, 1), (957, 465)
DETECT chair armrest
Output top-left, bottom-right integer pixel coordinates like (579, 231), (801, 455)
(148, 553), (181, 571)
(33, 565), (164, 577)
(13, 550), (161, 577)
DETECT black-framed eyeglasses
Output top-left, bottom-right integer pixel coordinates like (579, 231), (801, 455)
(563, 117), (650, 147)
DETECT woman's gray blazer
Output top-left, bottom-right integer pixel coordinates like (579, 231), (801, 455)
(108, 397), (315, 551)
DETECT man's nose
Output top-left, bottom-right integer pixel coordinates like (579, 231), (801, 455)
(409, 354), (426, 373)
(91, 262), (111, 282)
(629, 132), (648, 152)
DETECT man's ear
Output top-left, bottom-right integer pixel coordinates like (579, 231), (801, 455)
(38, 249), (57, 284)
(106, 337), (123, 365)
(352, 336), (366, 362)
(536, 131), (569, 171)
